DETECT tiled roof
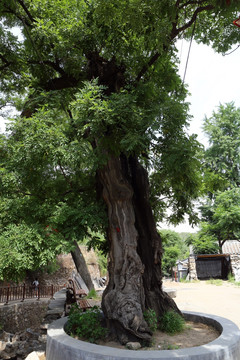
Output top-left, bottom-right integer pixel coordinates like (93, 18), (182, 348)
(222, 240), (240, 255)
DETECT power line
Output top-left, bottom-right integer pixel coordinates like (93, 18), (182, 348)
(223, 44), (240, 56)
(182, 20), (197, 85)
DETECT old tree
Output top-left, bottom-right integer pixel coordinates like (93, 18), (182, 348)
(0, 0), (239, 344)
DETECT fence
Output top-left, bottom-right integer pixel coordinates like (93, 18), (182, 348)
(0, 284), (65, 305)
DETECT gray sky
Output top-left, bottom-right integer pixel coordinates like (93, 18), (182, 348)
(180, 40), (240, 147)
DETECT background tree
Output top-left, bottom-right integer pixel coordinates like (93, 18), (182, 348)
(198, 103), (240, 253)
(203, 102), (240, 193)
(160, 230), (189, 276)
(0, 0), (239, 344)
(186, 229), (220, 255)
(196, 189), (240, 253)
(0, 115), (103, 288)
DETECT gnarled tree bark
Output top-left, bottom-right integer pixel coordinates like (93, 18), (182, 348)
(128, 156), (180, 316)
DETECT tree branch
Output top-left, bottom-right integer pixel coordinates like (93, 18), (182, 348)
(179, 0), (206, 10)
(136, 52), (160, 82)
(0, 55), (13, 71)
(15, 0), (35, 23)
(28, 60), (66, 76)
(59, 163), (73, 189)
(171, 5), (214, 38)
(2, 6), (32, 27)
(135, 3), (214, 82)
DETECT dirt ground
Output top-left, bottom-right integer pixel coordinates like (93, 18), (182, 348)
(163, 279), (240, 329)
(99, 320), (219, 350)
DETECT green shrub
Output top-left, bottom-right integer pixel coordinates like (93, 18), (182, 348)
(143, 308), (158, 333)
(228, 273), (235, 283)
(161, 341), (180, 350)
(66, 305), (108, 343)
(159, 311), (185, 334)
(86, 288), (99, 299)
(228, 273), (240, 286)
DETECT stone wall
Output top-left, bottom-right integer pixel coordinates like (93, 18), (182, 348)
(0, 300), (49, 333)
(230, 255), (240, 282)
(188, 255), (198, 281)
(30, 246), (101, 288)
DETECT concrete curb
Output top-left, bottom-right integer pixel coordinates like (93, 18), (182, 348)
(46, 311), (240, 360)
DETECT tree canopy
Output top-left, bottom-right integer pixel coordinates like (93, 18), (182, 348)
(203, 102), (240, 192)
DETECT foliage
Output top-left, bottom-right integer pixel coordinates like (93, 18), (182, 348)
(159, 311), (185, 334)
(186, 230), (219, 255)
(198, 188), (240, 250)
(206, 279), (223, 286)
(96, 251), (108, 277)
(42, 259), (60, 275)
(199, 103), (240, 252)
(228, 274), (240, 286)
(143, 309), (158, 333)
(203, 103), (240, 191)
(0, 110), (107, 281)
(84, 231), (109, 274)
(86, 288), (99, 300)
(66, 305), (108, 343)
(162, 246), (180, 276)
(0, 222), (67, 282)
(161, 342), (180, 350)
(160, 230), (189, 275)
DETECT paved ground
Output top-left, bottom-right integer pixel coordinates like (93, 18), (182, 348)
(163, 279), (240, 329)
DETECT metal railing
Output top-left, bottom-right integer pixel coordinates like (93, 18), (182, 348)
(0, 284), (65, 305)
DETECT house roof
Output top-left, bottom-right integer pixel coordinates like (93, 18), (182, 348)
(222, 240), (240, 255)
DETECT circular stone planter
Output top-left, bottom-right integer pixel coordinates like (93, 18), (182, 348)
(46, 311), (240, 360)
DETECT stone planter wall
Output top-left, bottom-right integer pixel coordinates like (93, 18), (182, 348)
(46, 312), (240, 360)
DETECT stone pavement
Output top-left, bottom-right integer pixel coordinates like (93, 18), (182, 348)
(48, 289), (66, 314)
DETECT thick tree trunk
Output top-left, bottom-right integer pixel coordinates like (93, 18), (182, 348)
(71, 240), (94, 291)
(99, 156), (151, 344)
(99, 155), (180, 344)
(128, 156), (180, 316)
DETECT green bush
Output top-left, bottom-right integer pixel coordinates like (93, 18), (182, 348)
(159, 311), (185, 334)
(66, 305), (108, 343)
(143, 308), (158, 333)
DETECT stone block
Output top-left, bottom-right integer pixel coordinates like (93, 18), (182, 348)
(126, 342), (141, 350)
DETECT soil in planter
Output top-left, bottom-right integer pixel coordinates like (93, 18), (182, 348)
(97, 321), (220, 350)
